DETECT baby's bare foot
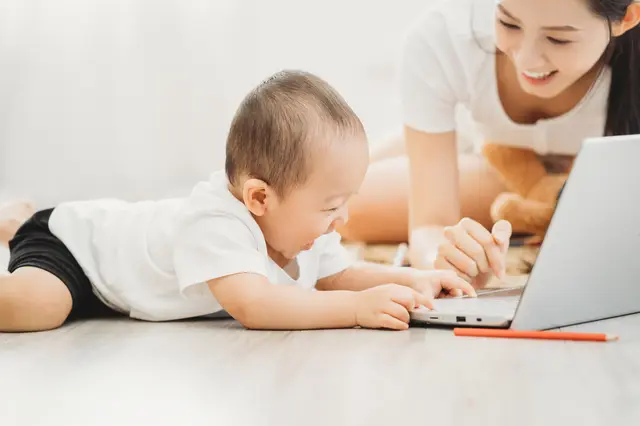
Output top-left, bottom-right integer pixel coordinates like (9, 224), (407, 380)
(0, 201), (35, 246)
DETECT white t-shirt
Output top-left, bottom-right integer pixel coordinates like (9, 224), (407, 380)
(400, 0), (611, 156)
(48, 170), (353, 322)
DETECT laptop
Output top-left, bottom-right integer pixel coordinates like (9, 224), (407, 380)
(410, 134), (640, 330)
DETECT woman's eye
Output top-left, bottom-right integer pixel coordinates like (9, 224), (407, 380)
(548, 37), (572, 45)
(499, 19), (520, 30)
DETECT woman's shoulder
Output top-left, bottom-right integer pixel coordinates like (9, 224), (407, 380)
(399, 0), (499, 132)
(402, 0), (496, 76)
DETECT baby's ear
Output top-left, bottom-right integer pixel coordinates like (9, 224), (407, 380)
(242, 178), (271, 216)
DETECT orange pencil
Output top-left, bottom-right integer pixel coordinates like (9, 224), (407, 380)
(453, 328), (618, 342)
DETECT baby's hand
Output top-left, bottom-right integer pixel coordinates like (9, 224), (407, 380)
(355, 284), (431, 330)
(435, 218), (512, 289)
(411, 269), (477, 299)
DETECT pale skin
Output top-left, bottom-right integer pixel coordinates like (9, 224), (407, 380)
(0, 133), (476, 333)
(339, 0), (640, 279)
(0, 200), (34, 247)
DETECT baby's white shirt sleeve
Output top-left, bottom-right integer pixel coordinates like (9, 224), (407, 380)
(172, 213), (268, 296)
(399, 9), (461, 134)
(315, 231), (354, 280)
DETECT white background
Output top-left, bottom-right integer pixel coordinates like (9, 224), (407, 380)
(0, 0), (457, 207)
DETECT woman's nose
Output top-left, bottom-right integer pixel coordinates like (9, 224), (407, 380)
(514, 37), (547, 70)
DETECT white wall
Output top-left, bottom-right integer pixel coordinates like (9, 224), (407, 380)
(0, 0), (471, 208)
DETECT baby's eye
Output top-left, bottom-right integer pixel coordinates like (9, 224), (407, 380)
(324, 207), (339, 213)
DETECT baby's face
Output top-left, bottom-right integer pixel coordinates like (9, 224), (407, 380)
(261, 135), (369, 261)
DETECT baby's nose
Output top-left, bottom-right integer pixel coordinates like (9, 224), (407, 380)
(326, 209), (348, 234)
(325, 222), (337, 234)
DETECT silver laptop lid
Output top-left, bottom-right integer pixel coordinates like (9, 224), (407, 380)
(511, 135), (640, 330)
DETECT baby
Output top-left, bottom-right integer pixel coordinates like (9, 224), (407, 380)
(0, 70), (475, 333)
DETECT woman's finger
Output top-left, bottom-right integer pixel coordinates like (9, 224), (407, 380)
(434, 256), (473, 283)
(460, 218), (503, 277)
(439, 242), (479, 278)
(450, 225), (491, 274)
(492, 220), (513, 253)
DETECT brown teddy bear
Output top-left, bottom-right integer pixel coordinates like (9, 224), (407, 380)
(482, 144), (572, 241)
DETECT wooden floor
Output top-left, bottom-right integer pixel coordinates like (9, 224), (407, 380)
(2, 244), (640, 425)
(2, 315), (639, 426)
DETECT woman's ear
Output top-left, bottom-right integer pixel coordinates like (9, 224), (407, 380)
(612, 2), (640, 37)
(242, 178), (275, 216)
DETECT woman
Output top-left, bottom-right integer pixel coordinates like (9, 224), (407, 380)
(339, 0), (640, 283)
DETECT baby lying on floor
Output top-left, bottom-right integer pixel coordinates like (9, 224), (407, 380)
(0, 70), (477, 333)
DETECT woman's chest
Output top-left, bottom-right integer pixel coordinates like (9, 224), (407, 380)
(468, 85), (608, 156)
(466, 56), (610, 155)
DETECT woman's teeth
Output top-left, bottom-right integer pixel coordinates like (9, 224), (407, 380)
(523, 70), (556, 79)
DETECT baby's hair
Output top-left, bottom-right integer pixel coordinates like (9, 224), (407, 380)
(225, 70), (365, 197)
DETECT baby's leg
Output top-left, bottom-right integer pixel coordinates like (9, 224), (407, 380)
(0, 201), (35, 246)
(0, 266), (72, 332)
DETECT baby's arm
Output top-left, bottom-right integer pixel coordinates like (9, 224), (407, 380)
(317, 262), (475, 302)
(314, 231), (475, 298)
(207, 274), (358, 330)
(316, 262), (416, 292)
(174, 214), (364, 330)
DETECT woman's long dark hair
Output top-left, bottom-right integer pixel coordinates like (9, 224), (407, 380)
(589, 0), (640, 136)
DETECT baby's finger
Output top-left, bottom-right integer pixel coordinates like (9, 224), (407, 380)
(384, 301), (411, 324)
(389, 286), (418, 311)
(434, 257), (473, 283)
(461, 218), (503, 278)
(393, 286), (434, 310)
(450, 225), (491, 274)
(439, 243), (479, 278)
(436, 270), (478, 298)
(412, 288), (435, 310)
(445, 288), (463, 298)
(379, 313), (409, 330)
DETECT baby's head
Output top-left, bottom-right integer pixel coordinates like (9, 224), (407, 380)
(225, 70), (369, 260)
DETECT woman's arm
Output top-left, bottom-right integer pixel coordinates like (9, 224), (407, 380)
(405, 126), (461, 268)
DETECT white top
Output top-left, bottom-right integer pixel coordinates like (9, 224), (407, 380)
(399, 0), (611, 155)
(48, 171), (353, 322)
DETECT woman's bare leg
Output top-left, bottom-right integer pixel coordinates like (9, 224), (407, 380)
(0, 201), (35, 246)
(338, 154), (508, 243)
(0, 267), (72, 332)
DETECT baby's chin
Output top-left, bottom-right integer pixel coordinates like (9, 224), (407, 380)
(282, 241), (315, 260)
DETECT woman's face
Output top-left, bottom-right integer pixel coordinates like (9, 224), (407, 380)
(495, 0), (611, 99)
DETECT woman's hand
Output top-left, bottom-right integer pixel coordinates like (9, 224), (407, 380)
(434, 218), (512, 289)
(408, 225), (449, 270)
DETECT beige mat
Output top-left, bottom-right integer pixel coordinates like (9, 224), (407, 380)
(343, 242), (540, 289)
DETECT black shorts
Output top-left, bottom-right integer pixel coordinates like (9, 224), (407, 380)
(8, 208), (119, 320)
